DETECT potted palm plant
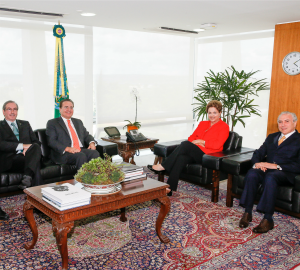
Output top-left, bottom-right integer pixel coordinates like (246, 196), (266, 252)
(193, 66), (269, 131)
(123, 88), (141, 132)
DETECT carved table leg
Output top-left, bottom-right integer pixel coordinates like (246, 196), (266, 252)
(156, 196), (171, 243)
(119, 150), (136, 165)
(130, 155), (136, 165)
(23, 200), (38, 250)
(53, 220), (74, 270)
(120, 207), (127, 222)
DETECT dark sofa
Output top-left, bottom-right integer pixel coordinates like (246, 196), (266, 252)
(0, 129), (118, 196)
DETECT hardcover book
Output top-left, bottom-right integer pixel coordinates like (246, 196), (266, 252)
(41, 183), (91, 204)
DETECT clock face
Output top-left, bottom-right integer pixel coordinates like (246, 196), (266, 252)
(282, 51), (300, 75)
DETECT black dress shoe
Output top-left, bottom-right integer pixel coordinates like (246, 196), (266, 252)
(252, 219), (274, 233)
(239, 212), (252, 228)
(18, 175), (32, 190)
(147, 165), (165, 174)
(0, 207), (9, 220)
(167, 190), (173, 196)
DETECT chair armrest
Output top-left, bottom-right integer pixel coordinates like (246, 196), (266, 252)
(294, 175), (300, 192)
(96, 140), (118, 158)
(153, 139), (186, 158)
(220, 152), (254, 175)
(202, 147), (255, 171)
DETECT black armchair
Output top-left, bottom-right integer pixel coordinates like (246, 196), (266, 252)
(153, 131), (253, 202)
(0, 129), (118, 196)
(221, 153), (300, 218)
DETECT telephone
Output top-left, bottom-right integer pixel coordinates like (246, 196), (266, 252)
(126, 130), (147, 142)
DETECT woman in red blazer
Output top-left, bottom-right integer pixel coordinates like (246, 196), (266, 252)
(148, 100), (229, 196)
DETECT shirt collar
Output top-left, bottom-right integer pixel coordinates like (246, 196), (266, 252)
(5, 119), (17, 127)
(280, 130), (295, 140)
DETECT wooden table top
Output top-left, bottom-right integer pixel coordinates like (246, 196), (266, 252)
(101, 135), (159, 145)
(24, 179), (168, 215)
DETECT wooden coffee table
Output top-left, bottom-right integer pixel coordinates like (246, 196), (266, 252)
(101, 135), (159, 165)
(23, 179), (170, 270)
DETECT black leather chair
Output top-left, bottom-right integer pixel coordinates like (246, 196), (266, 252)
(0, 129), (118, 196)
(221, 153), (300, 218)
(153, 131), (253, 202)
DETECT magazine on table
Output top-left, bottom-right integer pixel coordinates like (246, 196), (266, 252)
(114, 162), (144, 173)
(42, 196), (90, 211)
(123, 173), (147, 182)
(42, 193), (90, 207)
(41, 183), (91, 204)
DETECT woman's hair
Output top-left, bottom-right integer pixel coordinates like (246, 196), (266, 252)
(206, 100), (222, 113)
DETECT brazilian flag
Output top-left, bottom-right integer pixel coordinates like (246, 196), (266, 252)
(53, 24), (69, 118)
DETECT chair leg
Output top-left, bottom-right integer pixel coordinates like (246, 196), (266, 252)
(158, 172), (165, 182)
(153, 156), (163, 165)
(211, 170), (220, 203)
(226, 174), (234, 207)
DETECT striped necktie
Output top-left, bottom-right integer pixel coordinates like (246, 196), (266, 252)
(278, 135), (286, 146)
(67, 120), (81, 151)
(11, 122), (19, 140)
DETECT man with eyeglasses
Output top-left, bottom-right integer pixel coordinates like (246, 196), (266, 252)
(0, 100), (42, 220)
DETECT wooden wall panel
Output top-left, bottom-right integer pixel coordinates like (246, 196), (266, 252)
(267, 22), (300, 135)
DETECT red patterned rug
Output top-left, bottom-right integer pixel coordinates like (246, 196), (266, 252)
(1, 167), (300, 269)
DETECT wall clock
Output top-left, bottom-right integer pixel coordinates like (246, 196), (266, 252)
(282, 51), (300, 75)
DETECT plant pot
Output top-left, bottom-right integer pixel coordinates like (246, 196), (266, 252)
(80, 182), (122, 194)
(127, 125), (138, 132)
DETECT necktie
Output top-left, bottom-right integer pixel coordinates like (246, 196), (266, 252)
(278, 135), (286, 146)
(11, 122), (19, 140)
(67, 120), (81, 151)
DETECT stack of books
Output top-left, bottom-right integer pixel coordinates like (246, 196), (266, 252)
(41, 183), (91, 211)
(115, 162), (147, 188)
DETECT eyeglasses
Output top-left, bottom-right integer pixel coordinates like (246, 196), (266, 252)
(5, 108), (18, 112)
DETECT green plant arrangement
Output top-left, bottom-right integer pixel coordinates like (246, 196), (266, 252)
(75, 154), (125, 185)
(123, 88), (141, 130)
(193, 66), (269, 131)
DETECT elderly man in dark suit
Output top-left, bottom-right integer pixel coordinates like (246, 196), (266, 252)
(239, 111), (300, 233)
(46, 99), (99, 170)
(0, 100), (42, 220)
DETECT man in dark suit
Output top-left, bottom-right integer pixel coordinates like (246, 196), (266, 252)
(46, 99), (99, 170)
(239, 111), (300, 233)
(0, 100), (42, 220)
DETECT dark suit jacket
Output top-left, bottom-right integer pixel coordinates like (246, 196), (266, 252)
(251, 130), (300, 182)
(0, 119), (41, 173)
(46, 117), (95, 164)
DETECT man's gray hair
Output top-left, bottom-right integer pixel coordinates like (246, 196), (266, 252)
(2, 100), (18, 111)
(277, 111), (298, 122)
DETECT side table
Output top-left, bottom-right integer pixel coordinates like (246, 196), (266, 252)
(101, 136), (159, 165)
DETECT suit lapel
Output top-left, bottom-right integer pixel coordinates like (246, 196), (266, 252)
(58, 117), (70, 136)
(273, 133), (281, 146)
(277, 130), (299, 148)
(1, 119), (18, 141)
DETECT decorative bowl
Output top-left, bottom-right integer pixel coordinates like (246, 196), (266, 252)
(81, 182), (122, 194)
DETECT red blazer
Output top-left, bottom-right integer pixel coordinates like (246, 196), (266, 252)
(188, 120), (229, 154)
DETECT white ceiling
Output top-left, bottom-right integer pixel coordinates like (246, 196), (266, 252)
(1, 0), (300, 37)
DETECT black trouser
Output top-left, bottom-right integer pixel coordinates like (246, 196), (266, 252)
(63, 148), (100, 170)
(5, 143), (42, 186)
(162, 141), (205, 191)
